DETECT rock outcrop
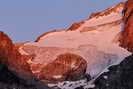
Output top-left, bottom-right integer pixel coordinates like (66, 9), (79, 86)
(119, 0), (133, 52)
(67, 21), (85, 31)
(89, 2), (125, 19)
(0, 32), (33, 80)
(39, 53), (87, 83)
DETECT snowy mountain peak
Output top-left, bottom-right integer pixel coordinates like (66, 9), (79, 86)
(21, 1), (131, 77)
(17, 1), (131, 88)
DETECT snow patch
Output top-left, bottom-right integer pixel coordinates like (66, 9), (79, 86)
(103, 76), (108, 79)
(48, 79), (95, 89)
(53, 75), (62, 79)
(19, 47), (29, 55)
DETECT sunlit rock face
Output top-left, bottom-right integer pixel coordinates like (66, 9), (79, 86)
(119, 0), (133, 52)
(38, 53), (87, 83)
(0, 32), (33, 80)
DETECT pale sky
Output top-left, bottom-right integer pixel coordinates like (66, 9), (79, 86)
(0, 0), (126, 42)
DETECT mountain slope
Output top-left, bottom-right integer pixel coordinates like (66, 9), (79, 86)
(13, 2), (132, 89)
(20, 1), (130, 74)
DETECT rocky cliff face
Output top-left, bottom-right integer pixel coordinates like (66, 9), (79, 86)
(0, 32), (33, 80)
(119, 0), (133, 52)
(39, 53), (87, 83)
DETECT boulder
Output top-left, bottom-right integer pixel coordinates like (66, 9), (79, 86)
(38, 53), (87, 83)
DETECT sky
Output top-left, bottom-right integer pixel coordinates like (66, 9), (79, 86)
(0, 0), (126, 42)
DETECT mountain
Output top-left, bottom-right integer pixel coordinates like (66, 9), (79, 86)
(0, 1), (133, 89)
(19, 0), (130, 78)
(12, 1), (131, 88)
